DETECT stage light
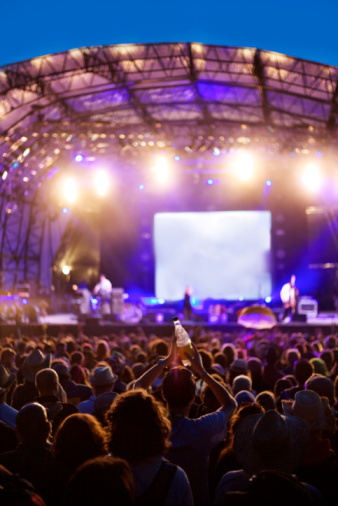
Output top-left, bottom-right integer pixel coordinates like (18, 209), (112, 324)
(233, 151), (256, 181)
(213, 147), (221, 156)
(152, 156), (171, 184)
(2, 171), (8, 180)
(75, 154), (83, 162)
(62, 265), (71, 275)
(94, 170), (110, 196)
(206, 179), (214, 185)
(174, 156), (180, 161)
(265, 180), (272, 187)
(13, 162), (19, 168)
(62, 207), (68, 214)
(301, 163), (323, 192)
(63, 178), (78, 203)
(265, 296), (272, 303)
(138, 184), (144, 190)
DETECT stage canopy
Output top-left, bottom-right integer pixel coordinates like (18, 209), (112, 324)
(0, 42), (338, 292)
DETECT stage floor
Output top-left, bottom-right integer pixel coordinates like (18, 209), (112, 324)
(1, 310), (337, 340)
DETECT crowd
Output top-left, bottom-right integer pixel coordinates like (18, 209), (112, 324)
(0, 322), (338, 505)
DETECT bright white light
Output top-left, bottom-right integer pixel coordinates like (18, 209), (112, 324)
(94, 170), (110, 196)
(301, 163), (323, 192)
(2, 171), (8, 180)
(63, 178), (78, 203)
(152, 156), (171, 184)
(62, 265), (71, 275)
(233, 151), (256, 181)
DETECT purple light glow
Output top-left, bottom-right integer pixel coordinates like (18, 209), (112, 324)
(265, 180), (272, 186)
(174, 156), (180, 161)
(206, 179), (214, 185)
(62, 207), (68, 214)
(138, 184), (144, 190)
(75, 154), (83, 162)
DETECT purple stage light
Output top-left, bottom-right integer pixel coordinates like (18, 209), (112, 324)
(75, 154), (83, 162)
(138, 184), (144, 190)
(213, 148), (221, 156)
(206, 179), (214, 185)
(265, 180), (272, 186)
(156, 313), (164, 323)
(174, 156), (180, 161)
(265, 296), (272, 303)
(62, 207), (68, 214)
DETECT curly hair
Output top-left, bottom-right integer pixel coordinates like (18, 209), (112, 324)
(52, 413), (107, 470)
(106, 389), (171, 463)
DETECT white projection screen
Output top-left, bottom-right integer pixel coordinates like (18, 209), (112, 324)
(154, 211), (272, 301)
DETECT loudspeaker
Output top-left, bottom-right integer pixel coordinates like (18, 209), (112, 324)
(292, 313), (307, 322)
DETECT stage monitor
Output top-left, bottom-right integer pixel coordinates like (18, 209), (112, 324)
(154, 210), (272, 301)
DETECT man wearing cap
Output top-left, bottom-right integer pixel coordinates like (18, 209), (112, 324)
(0, 365), (18, 427)
(77, 366), (117, 414)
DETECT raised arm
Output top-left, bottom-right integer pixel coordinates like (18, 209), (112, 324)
(185, 342), (237, 416)
(131, 337), (178, 390)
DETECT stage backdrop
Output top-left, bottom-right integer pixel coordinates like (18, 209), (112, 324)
(154, 210), (272, 301)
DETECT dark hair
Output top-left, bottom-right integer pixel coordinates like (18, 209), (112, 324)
(52, 414), (107, 470)
(161, 366), (196, 409)
(294, 359), (314, 386)
(106, 389), (171, 463)
(64, 456), (135, 506)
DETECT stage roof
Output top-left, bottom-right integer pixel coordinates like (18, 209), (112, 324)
(1, 42), (338, 198)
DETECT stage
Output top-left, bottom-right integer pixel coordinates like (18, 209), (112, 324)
(1, 310), (337, 340)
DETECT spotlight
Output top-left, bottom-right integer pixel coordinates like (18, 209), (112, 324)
(152, 156), (171, 184)
(301, 163), (323, 192)
(94, 170), (110, 196)
(75, 154), (83, 162)
(265, 296), (272, 303)
(63, 178), (78, 203)
(138, 184), (145, 190)
(233, 151), (256, 181)
(265, 180), (272, 186)
(62, 265), (71, 275)
(174, 156), (180, 161)
(213, 147), (221, 156)
(62, 207), (68, 214)
(206, 179), (214, 185)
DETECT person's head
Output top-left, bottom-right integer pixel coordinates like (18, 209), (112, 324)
(16, 403), (51, 447)
(89, 366), (117, 396)
(282, 389), (336, 434)
(255, 391), (276, 412)
(294, 359), (314, 387)
(285, 348), (301, 367)
(52, 413), (107, 470)
(64, 456), (135, 506)
(232, 375), (252, 395)
(35, 368), (59, 397)
(100, 274), (106, 282)
(22, 349), (52, 383)
(290, 274), (296, 286)
(106, 389), (171, 463)
(0, 365), (16, 401)
(0, 348), (16, 368)
(221, 343), (237, 367)
(55, 342), (67, 358)
(274, 378), (292, 399)
(233, 409), (310, 475)
(309, 357), (328, 377)
(161, 366), (196, 410)
(305, 373), (335, 406)
(70, 351), (84, 366)
(228, 359), (248, 387)
(95, 340), (110, 361)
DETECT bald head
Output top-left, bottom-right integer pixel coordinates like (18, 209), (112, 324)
(16, 402), (50, 445)
(35, 368), (59, 397)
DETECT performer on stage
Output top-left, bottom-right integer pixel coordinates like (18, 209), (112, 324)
(280, 274), (299, 321)
(183, 285), (194, 321)
(93, 274), (113, 314)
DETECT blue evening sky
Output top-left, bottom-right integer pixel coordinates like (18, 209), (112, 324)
(0, 0), (337, 67)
